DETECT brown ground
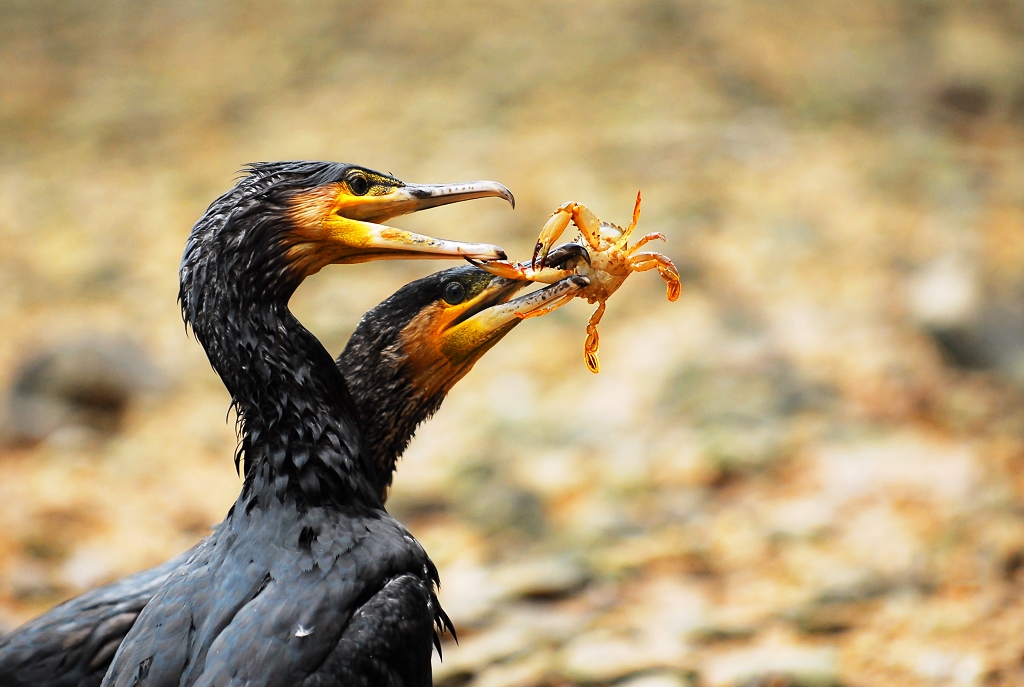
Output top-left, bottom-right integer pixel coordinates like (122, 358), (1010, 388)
(3, 2), (1024, 685)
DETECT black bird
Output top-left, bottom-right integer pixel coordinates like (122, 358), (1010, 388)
(98, 162), (511, 687)
(0, 255), (587, 687)
(66, 160), (565, 687)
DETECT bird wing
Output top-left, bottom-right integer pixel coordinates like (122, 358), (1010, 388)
(185, 571), (439, 687)
(187, 514), (438, 687)
(304, 572), (440, 687)
(184, 562), (359, 687)
(103, 509), (436, 687)
(0, 547), (194, 687)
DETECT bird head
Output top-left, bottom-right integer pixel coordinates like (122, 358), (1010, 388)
(279, 163), (513, 272)
(347, 263), (587, 399)
(180, 161), (513, 317)
(340, 255), (588, 491)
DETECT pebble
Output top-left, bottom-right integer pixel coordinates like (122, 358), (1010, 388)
(788, 573), (892, 635)
(558, 628), (688, 683)
(0, 615), (11, 635)
(618, 671), (696, 687)
(703, 644), (840, 687)
(432, 620), (536, 684)
(3, 339), (161, 445)
(788, 598), (871, 635)
(765, 497), (837, 539)
(436, 562), (502, 629)
(911, 648), (985, 686)
(490, 555), (588, 601)
(906, 255), (979, 330)
(7, 559), (59, 601)
(618, 574), (711, 640)
(58, 547), (114, 591)
(813, 434), (978, 506)
(469, 649), (555, 687)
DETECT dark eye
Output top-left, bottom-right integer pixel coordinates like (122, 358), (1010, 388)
(442, 281), (466, 305)
(347, 174), (369, 196)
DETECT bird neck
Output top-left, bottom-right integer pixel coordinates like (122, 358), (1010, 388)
(339, 331), (448, 501)
(187, 282), (380, 509)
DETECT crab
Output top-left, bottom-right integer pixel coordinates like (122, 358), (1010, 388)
(479, 191), (680, 373)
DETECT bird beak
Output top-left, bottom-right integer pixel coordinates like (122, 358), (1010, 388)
(395, 266), (588, 400)
(315, 224), (507, 265)
(439, 274), (589, 366)
(287, 180), (514, 272)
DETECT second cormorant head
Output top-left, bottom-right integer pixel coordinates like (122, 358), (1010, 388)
(342, 249), (589, 497)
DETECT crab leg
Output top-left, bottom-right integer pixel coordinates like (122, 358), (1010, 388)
(630, 252), (682, 301)
(583, 301), (607, 374)
(615, 191), (643, 247)
(629, 232), (667, 252)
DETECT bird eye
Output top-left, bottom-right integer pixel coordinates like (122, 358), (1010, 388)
(347, 174), (370, 196)
(442, 281), (466, 305)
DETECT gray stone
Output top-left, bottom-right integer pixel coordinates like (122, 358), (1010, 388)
(688, 624), (758, 644)
(787, 571), (904, 635)
(3, 338), (162, 445)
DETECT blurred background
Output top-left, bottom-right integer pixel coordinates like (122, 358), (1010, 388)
(2, 1), (1024, 685)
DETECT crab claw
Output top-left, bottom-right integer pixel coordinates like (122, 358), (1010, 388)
(583, 302), (607, 374)
(532, 202), (578, 269)
(585, 348), (600, 374)
(665, 271), (682, 301)
(545, 243), (591, 269)
(472, 242), (590, 284)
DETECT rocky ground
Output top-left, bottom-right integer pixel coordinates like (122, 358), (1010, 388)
(3, 2), (1024, 685)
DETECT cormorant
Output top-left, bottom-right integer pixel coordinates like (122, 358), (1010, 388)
(36, 160), (576, 687)
(99, 161), (512, 687)
(0, 254), (587, 687)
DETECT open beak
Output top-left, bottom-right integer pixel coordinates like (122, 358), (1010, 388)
(345, 180), (514, 262)
(287, 179), (516, 273)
